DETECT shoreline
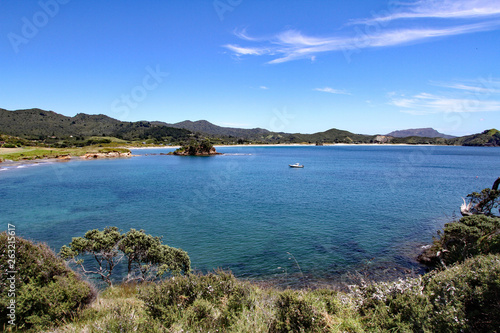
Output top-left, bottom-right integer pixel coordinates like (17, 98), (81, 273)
(128, 143), (446, 149)
(0, 158), (69, 172)
(0, 143), (488, 172)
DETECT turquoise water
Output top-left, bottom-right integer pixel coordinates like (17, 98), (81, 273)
(1, 146), (499, 285)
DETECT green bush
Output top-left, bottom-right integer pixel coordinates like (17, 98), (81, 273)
(420, 215), (500, 267)
(0, 233), (96, 331)
(139, 271), (253, 330)
(356, 254), (500, 332)
(425, 254), (500, 332)
(271, 289), (328, 333)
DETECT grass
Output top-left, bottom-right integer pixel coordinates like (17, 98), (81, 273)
(40, 273), (365, 333)
(87, 136), (129, 143)
(48, 284), (160, 333)
(0, 146), (131, 162)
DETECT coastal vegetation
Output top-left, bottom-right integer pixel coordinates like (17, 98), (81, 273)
(418, 178), (500, 267)
(3, 242), (500, 332)
(0, 233), (96, 331)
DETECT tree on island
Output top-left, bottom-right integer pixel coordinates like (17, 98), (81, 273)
(60, 227), (191, 286)
(170, 139), (221, 156)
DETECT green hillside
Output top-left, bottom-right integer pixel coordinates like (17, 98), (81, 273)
(447, 129), (500, 146)
(288, 128), (375, 144)
(0, 108), (192, 144)
(162, 120), (274, 139)
(0, 108), (121, 138)
(1, 108), (499, 146)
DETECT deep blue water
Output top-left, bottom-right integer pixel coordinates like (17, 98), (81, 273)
(1, 145), (499, 286)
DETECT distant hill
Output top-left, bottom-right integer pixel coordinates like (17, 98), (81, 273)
(1, 108), (498, 146)
(287, 128), (375, 144)
(159, 120), (378, 144)
(157, 120), (274, 139)
(0, 108), (192, 142)
(386, 128), (455, 139)
(0, 108), (120, 137)
(447, 129), (500, 147)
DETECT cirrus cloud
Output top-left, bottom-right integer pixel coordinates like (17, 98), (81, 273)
(390, 78), (500, 114)
(223, 0), (500, 64)
(349, 0), (500, 25)
(314, 87), (351, 95)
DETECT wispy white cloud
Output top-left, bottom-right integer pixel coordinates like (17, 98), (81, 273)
(223, 44), (269, 56)
(225, 21), (500, 63)
(314, 87), (351, 95)
(432, 79), (500, 94)
(259, 86), (269, 90)
(349, 0), (500, 25)
(224, 0), (500, 64)
(390, 92), (500, 114)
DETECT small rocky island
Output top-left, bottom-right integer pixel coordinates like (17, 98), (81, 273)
(169, 140), (221, 156)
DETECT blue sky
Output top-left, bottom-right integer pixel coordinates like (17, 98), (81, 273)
(1, 0), (500, 135)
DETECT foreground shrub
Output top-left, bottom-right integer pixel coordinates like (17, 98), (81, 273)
(419, 215), (500, 267)
(139, 271), (254, 330)
(271, 289), (328, 333)
(0, 233), (96, 331)
(356, 254), (500, 332)
(425, 254), (500, 332)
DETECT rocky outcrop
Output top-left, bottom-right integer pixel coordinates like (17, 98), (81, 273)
(374, 135), (392, 143)
(81, 151), (132, 159)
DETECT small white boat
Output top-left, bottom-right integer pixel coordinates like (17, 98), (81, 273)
(289, 163), (304, 168)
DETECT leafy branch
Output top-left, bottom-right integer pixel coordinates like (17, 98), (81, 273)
(60, 227), (191, 286)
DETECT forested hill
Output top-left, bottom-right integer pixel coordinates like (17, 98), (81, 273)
(286, 128), (375, 144)
(157, 120), (274, 139)
(0, 108), (499, 146)
(0, 109), (377, 144)
(447, 129), (500, 147)
(0, 108), (191, 142)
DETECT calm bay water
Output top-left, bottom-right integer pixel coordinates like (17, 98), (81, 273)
(2, 145), (499, 286)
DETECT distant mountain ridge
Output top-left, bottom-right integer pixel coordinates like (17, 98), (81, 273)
(0, 108), (498, 146)
(386, 128), (455, 139)
(155, 120), (274, 139)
